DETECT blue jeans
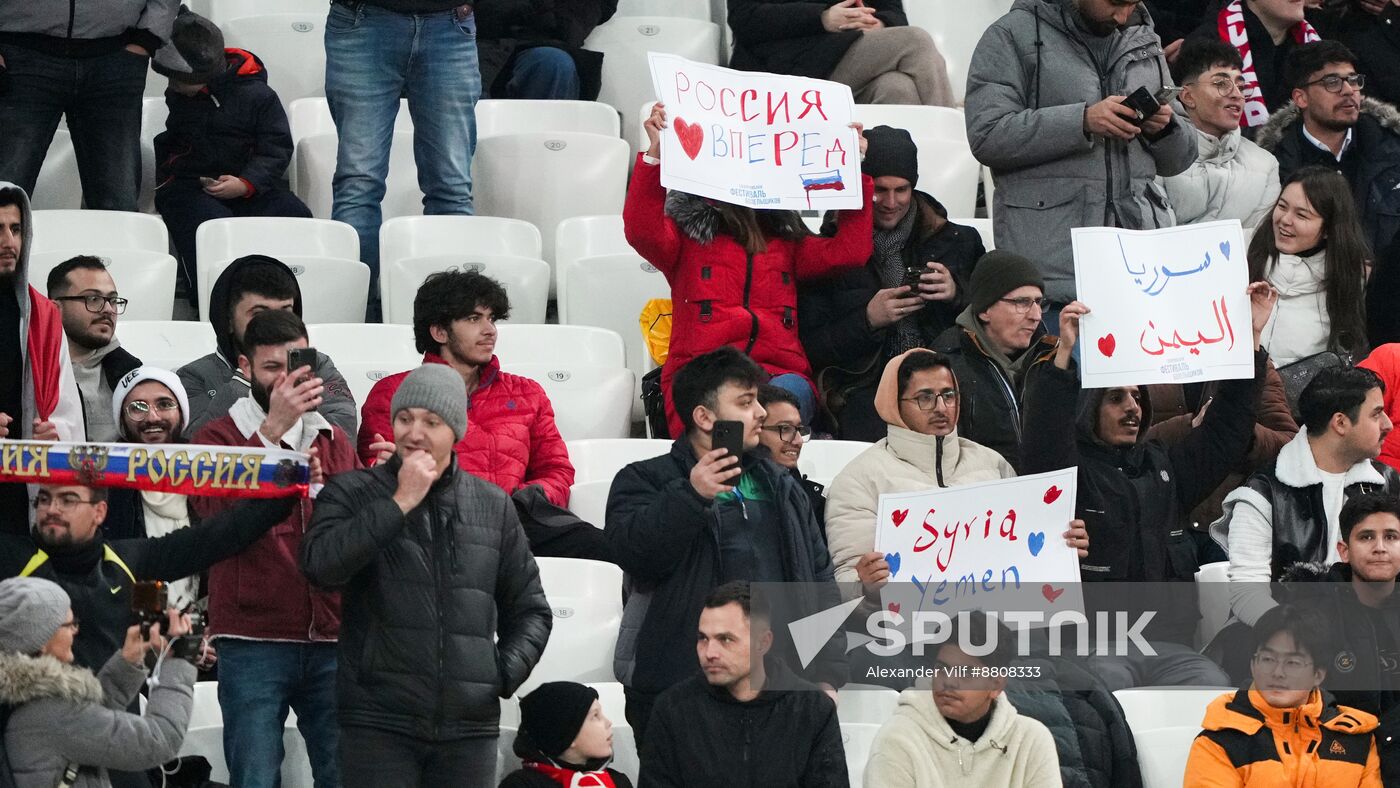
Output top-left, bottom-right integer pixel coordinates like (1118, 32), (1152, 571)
(324, 1), (480, 277)
(769, 373), (817, 425)
(217, 639), (341, 788)
(0, 44), (146, 210)
(505, 47), (580, 100)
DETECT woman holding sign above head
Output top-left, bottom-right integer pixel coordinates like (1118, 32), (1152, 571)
(1249, 165), (1371, 366)
(628, 102), (875, 437)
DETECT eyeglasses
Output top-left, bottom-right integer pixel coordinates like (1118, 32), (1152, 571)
(1194, 77), (1248, 98)
(900, 390), (959, 411)
(1303, 73), (1365, 93)
(1252, 651), (1314, 675)
(761, 424), (811, 443)
(998, 296), (1048, 314)
(52, 294), (128, 315)
(32, 493), (98, 512)
(59, 618), (80, 634)
(124, 398), (181, 419)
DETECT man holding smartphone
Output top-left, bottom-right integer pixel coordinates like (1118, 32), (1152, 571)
(605, 346), (846, 745)
(191, 308), (358, 788)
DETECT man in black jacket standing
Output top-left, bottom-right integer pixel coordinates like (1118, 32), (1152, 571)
(640, 581), (848, 788)
(303, 363), (551, 788)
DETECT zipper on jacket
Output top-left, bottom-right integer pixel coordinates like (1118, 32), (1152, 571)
(430, 496), (446, 739)
(742, 251), (759, 354)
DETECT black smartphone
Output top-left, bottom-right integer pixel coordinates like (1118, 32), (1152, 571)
(1121, 85), (1161, 125)
(287, 347), (317, 381)
(712, 420), (745, 460)
(902, 263), (925, 290)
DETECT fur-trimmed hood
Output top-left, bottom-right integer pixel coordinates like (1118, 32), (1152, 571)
(0, 652), (103, 706)
(1256, 97), (1400, 152)
(662, 191), (810, 246)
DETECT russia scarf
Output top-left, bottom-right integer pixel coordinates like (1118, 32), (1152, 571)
(521, 761), (618, 788)
(1217, 0), (1320, 128)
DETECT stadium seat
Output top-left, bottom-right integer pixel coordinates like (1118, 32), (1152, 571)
(837, 685), (900, 725)
(144, 64), (168, 99)
(616, 0), (712, 19)
(295, 130), (422, 222)
(554, 215), (630, 273)
(518, 558), (625, 694)
(139, 97), (170, 214)
(473, 132), (631, 272)
(31, 129), (82, 211)
(305, 323), (420, 406)
(206, 0), (334, 25)
(118, 320), (217, 372)
(501, 363), (635, 440)
(1114, 686), (1229, 736)
(583, 682), (628, 724)
(222, 15), (328, 109)
(27, 250), (178, 322)
(854, 104), (968, 144)
(195, 255), (370, 324)
(287, 97), (413, 147)
(495, 323), (628, 371)
(566, 480), (612, 529)
(1195, 561), (1230, 649)
(381, 254), (550, 325)
(798, 440), (874, 483)
(952, 217), (995, 251)
(564, 438), (673, 485)
(584, 17), (724, 119)
(906, 0), (1015, 102)
(196, 216), (359, 271)
(1136, 726), (1202, 788)
(904, 137), (981, 217)
(476, 99), (622, 139)
(29, 210), (169, 256)
(378, 215), (543, 310)
(841, 722), (882, 788)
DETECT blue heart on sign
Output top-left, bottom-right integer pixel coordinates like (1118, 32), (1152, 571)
(1219, 241), (1231, 260)
(885, 552), (901, 578)
(1028, 532), (1046, 557)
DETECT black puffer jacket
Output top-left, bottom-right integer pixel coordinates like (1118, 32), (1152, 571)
(1009, 656), (1143, 788)
(727, 0), (907, 79)
(154, 48), (295, 194)
(302, 457), (552, 741)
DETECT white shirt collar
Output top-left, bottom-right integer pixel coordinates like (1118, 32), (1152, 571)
(1301, 123), (1353, 161)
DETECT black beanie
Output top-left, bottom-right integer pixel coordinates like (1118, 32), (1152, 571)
(153, 6), (228, 85)
(518, 682), (599, 759)
(861, 125), (919, 186)
(968, 251), (1046, 315)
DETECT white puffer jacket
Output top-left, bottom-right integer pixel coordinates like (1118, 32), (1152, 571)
(1162, 122), (1281, 232)
(1260, 249), (1331, 366)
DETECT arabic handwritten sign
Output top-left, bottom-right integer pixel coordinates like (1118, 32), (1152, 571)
(1073, 221), (1253, 388)
(647, 52), (861, 210)
(874, 470), (1084, 623)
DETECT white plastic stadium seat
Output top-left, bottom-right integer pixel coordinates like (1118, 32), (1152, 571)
(32, 129), (82, 210)
(906, 0), (1015, 102)
(836, 685), (900, 725)
(517, 558), (624, 694)
(798, 440), (874, 483)
(584, 682), (628, 722)
(1195, 561), (1231, 649)
(295, 131), (422, 222)
(906, 137), (981, 218)
(206, 0), (335, 25)
(287, 98), (413, 147)
(29, 210), (169, 256)
(197, 254), (368, 323)
(566, 480), (611, 529)
(378, 215), (543, 312)
(564, 438), (673, 485)
(494, 325), (627, 371)
(1135, 725), (1203, 788)
(306, 323), (420, 407)
(1116, 683), (1230, 784)
(382, 254), (550, 326)
(221, 15), (327, 109)
(118, 321), (217, 372)
(554, 215), (630, 273)
(473, 132), (630, 271)
(475, 99), (622, 139)
(139, 97), (170, 214)
(585, 17), (723, 117)
(616, 0), (712, 19)
(27, 250), (178, 322)
(854, 104), (968, 145)
(952, 217), (995, 251)
(501, 363), (634, 440)
(841, 722), (882, 788)
(196, 216), (359, 269)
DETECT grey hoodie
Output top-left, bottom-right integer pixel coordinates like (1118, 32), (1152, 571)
(0, 651), (195, 788)
(964, 0), (1197, 302)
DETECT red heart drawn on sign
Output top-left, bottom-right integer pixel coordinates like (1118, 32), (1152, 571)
(887, 602), (901, 615)
(673, 117), (704, 160)
(1043, 485), (1062, 505)
(1041, 584), (1065, 603)
(891, 509), (909, 527)
(1097, 334), (1116, 358)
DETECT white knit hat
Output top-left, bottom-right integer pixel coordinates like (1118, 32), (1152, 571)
(111, 366), (191, 439)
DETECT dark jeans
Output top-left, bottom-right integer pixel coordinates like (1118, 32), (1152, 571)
(504, 47), (579, 100)
(0, 43), (146, 210)
(155, 179), (312, 305)
(217, 640), (341, 788)
(338, 726), (496, 788)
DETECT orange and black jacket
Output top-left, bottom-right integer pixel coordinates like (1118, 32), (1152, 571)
(1185, 687), (1382, 787)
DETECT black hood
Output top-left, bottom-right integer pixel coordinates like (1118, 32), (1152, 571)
(1074, 380), (1154, 454)
(208, 254), (304, 365)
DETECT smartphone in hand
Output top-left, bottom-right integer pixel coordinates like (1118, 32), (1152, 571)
(287, 347), (317, 383)
(712, 420), (745, 460)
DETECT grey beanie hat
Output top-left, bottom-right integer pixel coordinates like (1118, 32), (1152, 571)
(0, 577), (71, 655)
(391, 364), (469, 441)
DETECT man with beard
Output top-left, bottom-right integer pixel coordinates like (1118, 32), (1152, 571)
(46, 256), (142, 442)
(0, 183), (85, 535)
(192, 308), (354, 788)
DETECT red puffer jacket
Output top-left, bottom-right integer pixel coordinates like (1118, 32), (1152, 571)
(357, 354), (575, 506)
(624, 155), (874, 435)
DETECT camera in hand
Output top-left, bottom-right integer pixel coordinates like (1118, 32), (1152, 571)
(130, 581), (207, 657)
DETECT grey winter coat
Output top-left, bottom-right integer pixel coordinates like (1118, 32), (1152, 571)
(965, 0), (1197, 302)
(0, 651), (195, 788)
(0, 0), (177, 51)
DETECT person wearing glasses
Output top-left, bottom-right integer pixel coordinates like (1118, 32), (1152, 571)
(756, 384), (827, 535)
(1162, 39), (1282, 231)
(826, 349), (1089, 616)
(1258, 40), (1400, 256)
(1185, 603), (1383, 787)
(931, 251), (1058, 472)
(44, 256), (141, 443)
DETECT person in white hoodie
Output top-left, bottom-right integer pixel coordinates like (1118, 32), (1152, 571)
(1163, 38), (1281, 231)
(864, 609), (1062, 788)
(824, 348), (1087, 604)
(1249, 165), (1371, 366)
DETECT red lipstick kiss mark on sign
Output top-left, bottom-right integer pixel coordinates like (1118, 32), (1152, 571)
(673, 117), (704, 160)
(1097, 334), (1116, 358)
